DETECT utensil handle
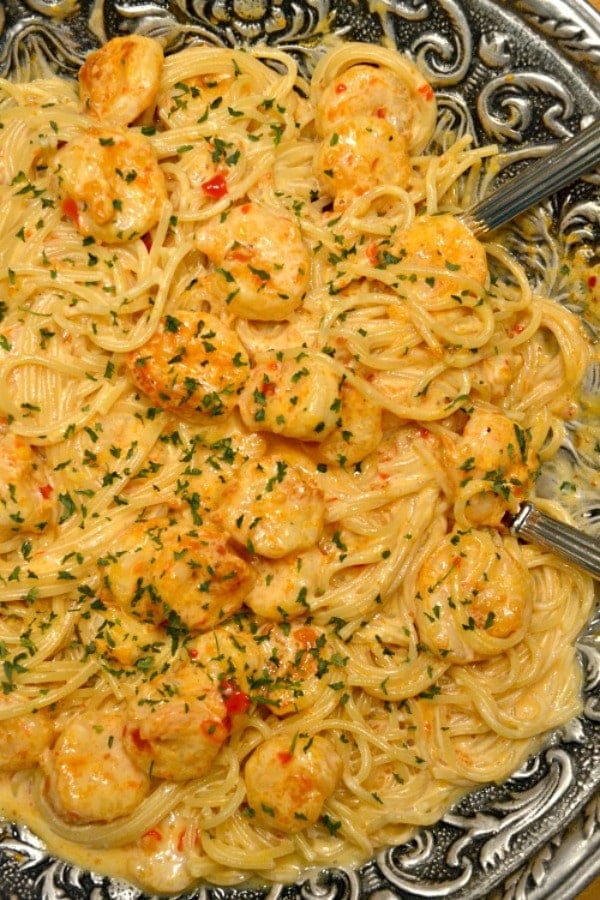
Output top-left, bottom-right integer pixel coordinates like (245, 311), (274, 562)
(460, 118), (600, 236)
(511, 502), (600, 579)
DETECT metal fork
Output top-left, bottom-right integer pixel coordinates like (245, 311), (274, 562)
(459, 119), (600, 577)
(459, 117), (600, 236)
(510, 503), (600, 579)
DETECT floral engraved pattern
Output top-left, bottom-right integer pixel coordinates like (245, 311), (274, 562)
(0, 2), (598, 900)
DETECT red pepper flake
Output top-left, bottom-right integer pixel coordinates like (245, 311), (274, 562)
(366, 243), (379, 265)
(201, 173), (228, 199)
(260, 379), (276, 396)
(588, 275), (597, 288)
(61, 197), (79, 226)
(417, 83), (435, 102)
(142, 233), (152, 252)
(188, 647), (199, 659)
(376, 107), (386, 118)
(39, 483), (53, 499)
(277, 750), (293, 765)
(335, 82), (347, 94)
(511, 323), (526, 335)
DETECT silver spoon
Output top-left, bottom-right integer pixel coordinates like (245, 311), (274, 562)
(460, 119), (600, 578)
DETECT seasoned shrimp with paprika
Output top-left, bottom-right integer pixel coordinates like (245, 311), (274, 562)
(315, 116), (412, 209)
(449, 409), (539, 526)
(78, 602), (167, 668)
(217, 453), (326, 558)
(196, 201), (310, 321)
(380, 213), (489, 296)
(79, 35), (164, 126)
(124, 664), (233, 781)
(0, 425), (54, 543)
(312, 44), (436, 151)
(244, 734), (342, 833)
(238, 351), (341, 442)
(127, 310), (250, 421)
(414, 528), (533, 664)
(248, 622), (330, 715)
(0, 708), (53, 772)
(41, 711), (150, 823)
(244, 546), (327, 620)
(99, 517), (255, 633)
(54, 127), (167, 244)
(318, 382), (383, 466)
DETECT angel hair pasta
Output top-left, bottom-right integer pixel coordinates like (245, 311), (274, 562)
(0, 34), (594, 894)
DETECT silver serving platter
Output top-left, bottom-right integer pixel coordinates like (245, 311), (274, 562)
(0, 1), (599, 898)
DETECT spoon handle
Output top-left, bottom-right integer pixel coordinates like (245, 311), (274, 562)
(510, 502), (600, 580)
(460, 118), (600, 236)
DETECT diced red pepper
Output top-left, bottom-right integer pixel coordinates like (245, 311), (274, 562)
(220, 679), (251, 716)
(417, 83), (435, 102)
(39, 483), (53, 499)
(61, 197), (79, 225)
(277, 750), (293, 765)
(201, 173), (228, 199)
(335, 82), (347, 94)
(588, 275), (597, 288)
(142, 233), (152, 252)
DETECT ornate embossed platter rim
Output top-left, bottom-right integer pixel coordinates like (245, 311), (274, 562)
(0, 1), (599, 899)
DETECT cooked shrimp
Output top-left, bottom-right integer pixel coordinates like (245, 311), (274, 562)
(124, 664), (231, 781)
(238, 352), (341, 442)
(127, 310), (250, 420)
(79, 35), (164, 126)
(450, 409), (539, 526)
(315, 64), (416, 138)
(196, 202), (310, 321)
(78, 602), (166, 668)
(414, 528), (532, 663)
(470, 352), (523, 403)
(315, 116), (411, 210)
(54, 127), (167, 244)
(217, 453), (326, 558)
(0, 426), (54, 542)
(99, 517), (255, 633)
(0, 709), (53, 772)
(381, 213), (489, 293)
(243, 546), (327, 620)
(189, 625), (263, 694)
(247, 622), (329, 715)
(318, 382), (383, 466)
(244, 734), (342, 833)
(41, 711), (150, 823)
